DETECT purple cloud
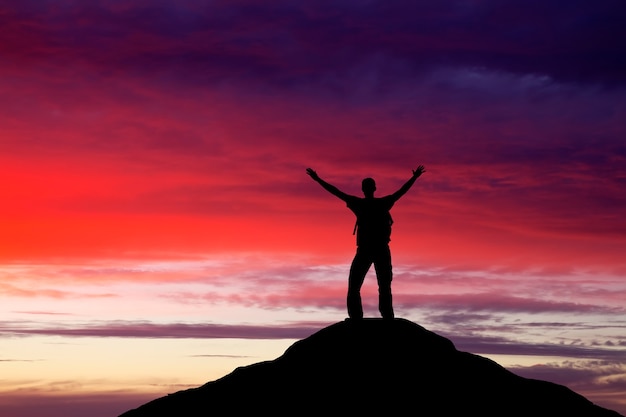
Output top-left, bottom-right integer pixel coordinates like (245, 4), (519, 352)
(447, 333), (626, 361)
(1, 318), (623, 361)
(510, 360), (626, 414)
(397, 292), (625, 314)
(0, 320), (324, 340)
(2, 0), (625, 89)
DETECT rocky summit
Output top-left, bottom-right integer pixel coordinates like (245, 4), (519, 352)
(120, 318), (623, 417)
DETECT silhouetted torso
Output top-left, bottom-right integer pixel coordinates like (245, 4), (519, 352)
(345, 196), (395, 247)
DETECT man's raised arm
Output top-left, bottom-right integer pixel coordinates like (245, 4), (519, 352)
(306, 168), (351, 201)
(390, 165), (426, 202)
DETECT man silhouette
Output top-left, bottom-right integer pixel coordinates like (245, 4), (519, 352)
(306, 165), (425, 320)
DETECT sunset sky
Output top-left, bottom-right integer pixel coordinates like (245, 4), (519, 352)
(1, 1), (625, 416)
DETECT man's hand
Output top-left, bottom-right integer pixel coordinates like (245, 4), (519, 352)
(413, 165), (426, 178)
(306, 168), (319, 181)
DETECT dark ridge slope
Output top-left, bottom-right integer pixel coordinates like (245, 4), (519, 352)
(120, 318), (623, 417)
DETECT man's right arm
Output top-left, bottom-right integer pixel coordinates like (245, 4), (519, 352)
(306, 168), (351, 202)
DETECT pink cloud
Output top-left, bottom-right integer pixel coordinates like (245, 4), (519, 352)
(0, 283), (115, 300)
(395, 292), (624, 315)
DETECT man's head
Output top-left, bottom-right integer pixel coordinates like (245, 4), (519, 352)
(361, 177), (376, 197)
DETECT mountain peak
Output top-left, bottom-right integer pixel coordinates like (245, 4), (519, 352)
(120, 318), (623, 416)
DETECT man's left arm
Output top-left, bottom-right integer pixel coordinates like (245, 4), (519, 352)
(390, 165), (426, 202)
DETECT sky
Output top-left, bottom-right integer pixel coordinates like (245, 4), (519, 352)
(1, 0), (625, 416)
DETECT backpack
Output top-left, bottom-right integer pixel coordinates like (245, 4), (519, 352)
(353, 211), (393, 243)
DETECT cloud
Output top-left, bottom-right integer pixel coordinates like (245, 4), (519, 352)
(510, 360), (626, 414)
(0, 283), (116, 300)
(0, 320), (323, 340)
(171, 270), (624, 316)
(2, 0), (625, 92)
(396, 292), (624, 315)
(2, 318), (624, 363)
(448, 333), (626, 361)
(2, 1), (624, 269)
(512, 360), (626, 386)
(12, 311), (76, 316)
(0, 390), (160, 417)
(188, 354), (253, 359)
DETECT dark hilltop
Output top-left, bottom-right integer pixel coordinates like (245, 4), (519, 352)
(120, 318), (623, 417)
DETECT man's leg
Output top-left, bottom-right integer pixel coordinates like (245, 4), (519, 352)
(374, 245), (394, 319)
(347, 248), (371, 319)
